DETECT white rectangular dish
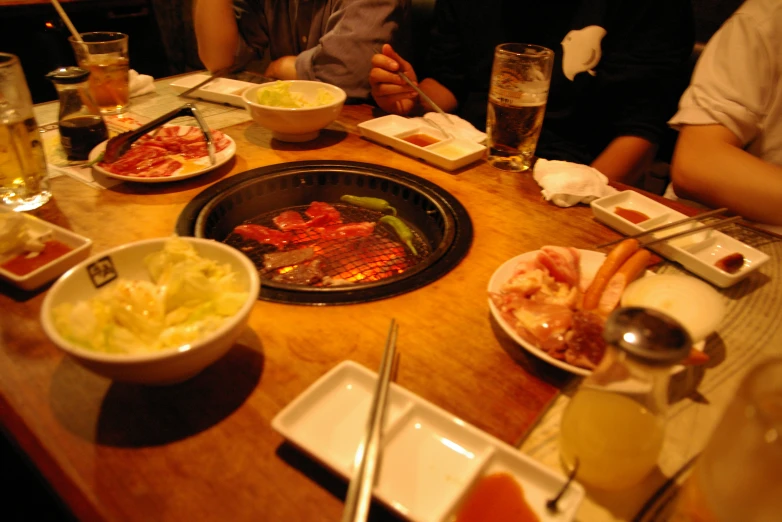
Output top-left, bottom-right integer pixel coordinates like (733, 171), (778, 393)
(591, 190), (770, 288)
(0, 209), (93, 291)
(358, 115), (486, 171)
(271, 360), (583, 522)
(169, 74), (256, 108)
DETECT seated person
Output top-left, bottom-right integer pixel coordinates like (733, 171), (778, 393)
(669, 0), (782, 228)
(369, 0), (694, 184)
(194, 0), (411, 99)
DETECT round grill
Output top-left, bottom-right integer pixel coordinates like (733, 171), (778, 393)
(175, 161), (473, 305)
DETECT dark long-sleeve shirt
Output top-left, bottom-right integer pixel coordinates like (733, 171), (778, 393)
(426, 0), (694, 164)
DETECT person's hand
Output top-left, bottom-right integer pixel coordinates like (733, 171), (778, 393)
(265, 56), (298, 80)
(369, 44), (419, 115)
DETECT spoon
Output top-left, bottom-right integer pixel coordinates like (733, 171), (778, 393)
(546, 457), (579, 513)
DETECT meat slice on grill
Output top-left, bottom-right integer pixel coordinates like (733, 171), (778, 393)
(233, 224), (293, 250)
(263, 247), (315, 269)
(271, 258), (324, 285)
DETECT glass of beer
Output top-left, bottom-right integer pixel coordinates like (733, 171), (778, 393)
(0, 53), (51, 211)
(486, 43), (553, 172)
(69, 32), (130, 114)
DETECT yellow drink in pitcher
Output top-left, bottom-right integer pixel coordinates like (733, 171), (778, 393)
(559, 388), (665, 490)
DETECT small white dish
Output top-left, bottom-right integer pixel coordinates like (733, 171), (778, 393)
(88, 125), (237, 183)
(358, 115), (486, 171)
(488, 249), (705, 376)
(168, 74), (255, 107)
(590, 191), (770, 288)
(271, 360), (584, 522)
(0, 209), (92, 291)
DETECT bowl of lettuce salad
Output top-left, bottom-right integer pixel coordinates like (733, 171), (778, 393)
(242, 80), (346, 142)
(41, 236), (260, 385)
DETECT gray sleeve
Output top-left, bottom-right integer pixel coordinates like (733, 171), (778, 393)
(295, 0), (411, 99)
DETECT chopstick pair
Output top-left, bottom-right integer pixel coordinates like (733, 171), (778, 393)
(596, 208), (742, 249)
(341, 319), (399, 522)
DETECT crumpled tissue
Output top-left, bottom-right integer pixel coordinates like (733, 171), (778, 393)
(129, 69), (155, 97)
(414, 112), (486, 143)
(532, 158), (618, 207)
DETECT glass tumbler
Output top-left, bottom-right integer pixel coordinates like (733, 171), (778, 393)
(68, 32), (130, 114)
(0, 53), (51, 211)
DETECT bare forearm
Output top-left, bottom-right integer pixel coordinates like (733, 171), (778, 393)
(671, 125), (782, 225)
(416, 78), (458, 114)
(193, 0), (239, 71)
(591, 135), (657, 185)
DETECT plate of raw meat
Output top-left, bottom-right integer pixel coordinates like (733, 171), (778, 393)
(88, 125), (236, 183)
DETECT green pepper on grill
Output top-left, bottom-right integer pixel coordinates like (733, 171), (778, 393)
(340, 195), (397, 215)
(379, 215), (418, 256)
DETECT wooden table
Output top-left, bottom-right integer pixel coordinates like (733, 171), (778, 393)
(2, 88), (780, 521)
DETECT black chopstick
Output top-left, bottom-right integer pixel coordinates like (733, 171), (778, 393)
(596, 207), (729, 249)
(341, 319), (398, 522)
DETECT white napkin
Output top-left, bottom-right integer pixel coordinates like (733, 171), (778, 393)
(129, 69), (155, 97)
(532, 159), (618, 207)
(415, 112), (487, 143)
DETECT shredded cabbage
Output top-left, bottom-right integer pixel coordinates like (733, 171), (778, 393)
(52, 237), (249, 354)
(256, 81), (335, 108)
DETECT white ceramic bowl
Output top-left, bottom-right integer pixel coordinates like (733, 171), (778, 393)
(242, 80), (346, 142)
(40, 237), (260, 385)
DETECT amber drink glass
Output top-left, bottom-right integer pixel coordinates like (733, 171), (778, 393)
(69, 32), (130, 114)
(486, 43), (553, 172)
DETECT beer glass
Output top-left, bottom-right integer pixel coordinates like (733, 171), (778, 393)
(670, 357), (782, 521)
(69, 32), (130, 114)
(486, 43), (553, 172)
(0, 53), (51, 211)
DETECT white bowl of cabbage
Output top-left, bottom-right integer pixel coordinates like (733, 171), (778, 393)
(40, 236), (260, 385)
(242, 80), (346, 142)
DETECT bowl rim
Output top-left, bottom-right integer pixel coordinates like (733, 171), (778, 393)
(242, 80), (347, 112)
(40, 236), (260, 364)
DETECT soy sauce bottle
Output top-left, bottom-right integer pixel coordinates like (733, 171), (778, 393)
(46, 66), (108, 161)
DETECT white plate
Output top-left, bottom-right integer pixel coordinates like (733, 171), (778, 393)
(487, 249), (705, 376)
(272, 360), (584, 522)
(168, 74), (255, 107)
(88, 126), (236, 183)
(358, 115), (486, 171)
(0, 208), (92, 291)
(590, 190), (770, 288)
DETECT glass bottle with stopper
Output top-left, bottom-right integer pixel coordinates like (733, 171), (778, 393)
(46, 66), (108, 161)
(558, 307), (691, 491)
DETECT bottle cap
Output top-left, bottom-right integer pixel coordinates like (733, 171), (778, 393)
(603, 307), (692, 366)
(46, 66), (90, 84)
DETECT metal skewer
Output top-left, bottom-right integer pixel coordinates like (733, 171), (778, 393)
(341, 319), (399, 522)
(596, 207), (730, 249)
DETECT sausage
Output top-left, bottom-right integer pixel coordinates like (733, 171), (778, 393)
(582, 239), (640, 311)
(597, 248), (653, 316)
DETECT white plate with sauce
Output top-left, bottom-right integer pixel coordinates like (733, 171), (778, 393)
(488, 249), (707, 376)
(272, 360), (584, 522)
(88, 125), (236, 183)
(358, 115), (486, 171)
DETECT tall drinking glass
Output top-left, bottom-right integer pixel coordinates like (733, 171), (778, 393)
(0, 53), (51, 211)
(486, 43), (553, 172)
(670, 357), (782, 521)
(69, 32), (130, 114)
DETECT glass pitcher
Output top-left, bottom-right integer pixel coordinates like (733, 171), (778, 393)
(558, 307), (691, 490)
(46, 66), (108, 161)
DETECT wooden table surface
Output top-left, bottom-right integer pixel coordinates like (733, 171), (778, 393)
(1, 99), (777, 521)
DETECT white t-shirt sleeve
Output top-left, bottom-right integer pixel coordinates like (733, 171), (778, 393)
(669, 11), (773, 146)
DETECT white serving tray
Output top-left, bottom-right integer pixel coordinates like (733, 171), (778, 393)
(591, 190), (770, 288)
(271, 360), (583, 522)
(358, 115), (486, 171)
(0, 209), (92, 291)
(168, 74), (256, 107)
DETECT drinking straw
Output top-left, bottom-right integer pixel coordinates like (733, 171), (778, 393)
(50, 0), (82, 42)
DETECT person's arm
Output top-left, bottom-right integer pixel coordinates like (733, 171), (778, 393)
(265, 56), (297, 80)
(369, 44), (458, 116)
(591, 136), (658, 185)
(193, 0), (240, 72)
(671, 124), (782, 225)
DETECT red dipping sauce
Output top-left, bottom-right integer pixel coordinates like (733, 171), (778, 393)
(1, 240), (73, 276)
(614, 206), (650, 224)
(453, 472), (540, 522)
(402, 133), (440, 147)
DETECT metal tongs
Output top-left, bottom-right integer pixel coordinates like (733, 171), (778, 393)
(101, 103), (216, 165)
